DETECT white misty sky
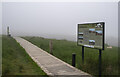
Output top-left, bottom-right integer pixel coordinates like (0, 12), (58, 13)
(2, 2), (118, 46)
(1, 0), (119, 2)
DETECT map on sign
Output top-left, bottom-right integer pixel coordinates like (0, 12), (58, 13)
(77, 22), (104, 50)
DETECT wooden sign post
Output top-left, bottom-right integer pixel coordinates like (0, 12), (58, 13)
(7, 26), (9, 36)
(7, 26), (11, 37)
(49, 40), (53, 55)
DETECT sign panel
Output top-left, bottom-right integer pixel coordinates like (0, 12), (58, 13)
(77, 22), (105, 50)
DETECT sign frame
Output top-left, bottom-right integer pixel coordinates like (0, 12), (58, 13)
(77, 22), (105, 50)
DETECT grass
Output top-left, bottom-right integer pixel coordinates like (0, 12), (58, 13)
(2, 35), (47, 76)
(22, 36), (119, 77)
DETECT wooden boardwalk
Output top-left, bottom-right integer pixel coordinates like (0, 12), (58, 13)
(14, 37), (92, 77)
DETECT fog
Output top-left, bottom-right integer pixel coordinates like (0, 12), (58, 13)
(2, 2), (118, 46)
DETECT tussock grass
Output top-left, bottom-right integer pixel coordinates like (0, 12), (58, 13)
(2, 36), (46, 75)
(23, 36), (119, 76)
